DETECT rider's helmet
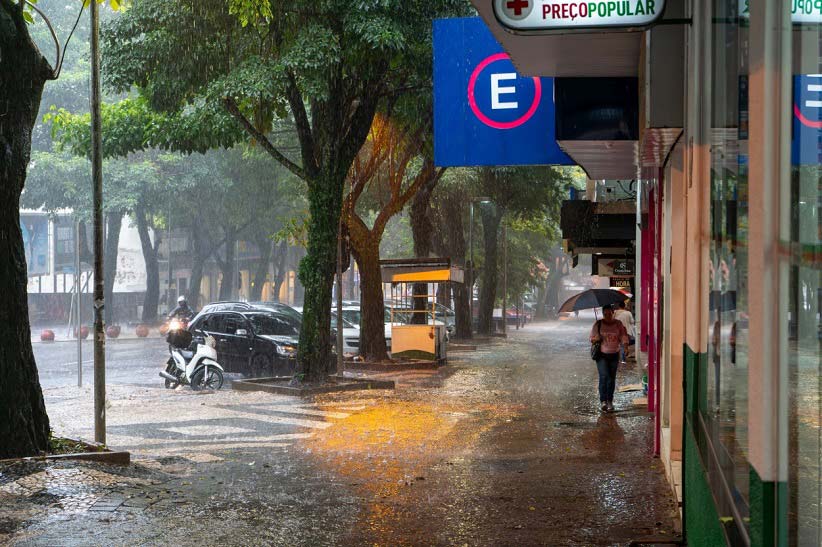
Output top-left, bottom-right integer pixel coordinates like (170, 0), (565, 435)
(177, 295), (187, 304)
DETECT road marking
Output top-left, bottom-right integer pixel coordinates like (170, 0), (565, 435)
(113, 432), (314, 448)
(213, 406), (334, 429)
(152, 442), (292, 454)
(160, 425), (255, 436)
(258, 406), (351, 420)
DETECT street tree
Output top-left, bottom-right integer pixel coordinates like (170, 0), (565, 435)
(100, 0), (467, 381)
(0, 0), (119, 458)
(474, 167), (569, 335)
(428, 170), (474, 339)
(343, 116), (444, 361)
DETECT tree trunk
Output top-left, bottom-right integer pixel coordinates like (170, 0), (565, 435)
(296, 175), (345, 382)
(187, 227), (210, 311)
(104, 213), (123, 325)
(269, 239), (288, 302)
(249, 236), (272, 302)
(535, 275), (549, 320)
(0, 2), (54, 457)
(351, 241), (388, 361)
(135, 206), (160, 322)
(432, 190), (472, 339)
(477, 206), (503, 335)
(409, 174), (438, 325)
(217, 232), (236, 301)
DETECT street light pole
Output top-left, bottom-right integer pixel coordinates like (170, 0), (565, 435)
(468, 201), (474, 333)
(502, 224), (507, 336)
(75, 219), (82, 387)
(75, 221), (82, 385)
(336, 221), (344, 378)
(90, 0), (106, 445)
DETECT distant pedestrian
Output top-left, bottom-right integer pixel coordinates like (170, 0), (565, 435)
(614, 301), (635, 364)
(590, 305), (629, 412)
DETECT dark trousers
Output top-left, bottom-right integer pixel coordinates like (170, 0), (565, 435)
(596, 353), (620, 402)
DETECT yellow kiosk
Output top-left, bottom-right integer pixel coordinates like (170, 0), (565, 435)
(380, 258), (464, 363)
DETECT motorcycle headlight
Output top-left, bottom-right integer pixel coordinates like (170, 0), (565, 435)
(205, 335), (217, 349)
(169, 319), (181, 331)
(276, 344), (297, 357)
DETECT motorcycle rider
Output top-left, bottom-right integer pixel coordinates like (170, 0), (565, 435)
(168, 295), (194, 321)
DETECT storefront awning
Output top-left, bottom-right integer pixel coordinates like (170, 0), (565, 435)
(379, 258), (465, 284)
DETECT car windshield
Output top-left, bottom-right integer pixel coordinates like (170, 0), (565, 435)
(247, 313), (300, 336)
(251, 302), (302, 324)
(341, 309), (361, 326)
(331, 312), (357, 329)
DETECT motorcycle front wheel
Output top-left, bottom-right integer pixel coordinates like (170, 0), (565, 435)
(191, 368), (224, 391)
(164, 363), (180, 389)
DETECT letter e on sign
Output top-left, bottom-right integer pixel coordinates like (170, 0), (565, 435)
(491, 73), (518, 110)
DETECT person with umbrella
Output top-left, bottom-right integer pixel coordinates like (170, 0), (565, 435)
(590, 305), (629, 412)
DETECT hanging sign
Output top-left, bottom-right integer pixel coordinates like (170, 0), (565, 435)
(792, 74), (822, 165)
(598, 258), (634, 276)
(493, 0), (667, 31)
(739, 1), (822, 23)
(433, 17), (573, 167)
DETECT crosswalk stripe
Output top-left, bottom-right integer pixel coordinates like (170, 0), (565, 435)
(254, 406), (350, 419)
(114, 432), (314, 449)
(148, 442), (292, 454)
(214, 407), (333, 429)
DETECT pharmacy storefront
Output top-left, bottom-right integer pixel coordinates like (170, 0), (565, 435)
(470, 0), (821, 544)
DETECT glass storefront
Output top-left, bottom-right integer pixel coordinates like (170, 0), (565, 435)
(701, 1), (751, 543)
(788, 21), (822, 547)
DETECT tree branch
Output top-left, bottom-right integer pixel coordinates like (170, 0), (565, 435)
(23, 0), (59, 78)
(284, 70), (318, 177)
(222, 96), (307, 181)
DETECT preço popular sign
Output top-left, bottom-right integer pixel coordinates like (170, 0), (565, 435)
(433, 17), (573, 167)
(493, 0), (666, 31)
(739, 1), (822, 24)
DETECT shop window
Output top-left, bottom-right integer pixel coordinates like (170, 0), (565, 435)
(788, 23), (822, 547)
(703, 0), (751, 542)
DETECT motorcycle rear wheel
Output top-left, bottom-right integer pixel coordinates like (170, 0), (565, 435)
(191, 368), (224, 391)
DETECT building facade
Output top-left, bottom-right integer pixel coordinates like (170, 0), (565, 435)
(471, 0), (820, 544)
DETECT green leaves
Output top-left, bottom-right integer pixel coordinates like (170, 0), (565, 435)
(227, 0), (271, 27)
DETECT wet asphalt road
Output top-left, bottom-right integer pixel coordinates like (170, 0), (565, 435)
(5, 319), (680, 546)
(32, 338), (170, 389)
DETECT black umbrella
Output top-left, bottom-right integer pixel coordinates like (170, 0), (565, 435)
(558, 289), (629, 313)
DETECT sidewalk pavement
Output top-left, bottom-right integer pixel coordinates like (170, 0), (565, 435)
(3, 319), (680, 546)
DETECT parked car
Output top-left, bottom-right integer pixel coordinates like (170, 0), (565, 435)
(188, 308), (299, 377)
(293, 306), (360, 356)
(386, 301), (455, 338)
(338, 303), (409, 351)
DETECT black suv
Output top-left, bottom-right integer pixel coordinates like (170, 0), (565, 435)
(188, 308), (300, 377)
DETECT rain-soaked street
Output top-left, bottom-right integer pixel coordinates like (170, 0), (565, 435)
(1, 318), (680, 546)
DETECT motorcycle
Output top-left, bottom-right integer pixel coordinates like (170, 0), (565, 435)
(160, 328), (224, 391)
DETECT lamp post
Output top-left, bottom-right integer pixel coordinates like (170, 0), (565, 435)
(502, 223), (507, 336)
(468, 197), (491, 334)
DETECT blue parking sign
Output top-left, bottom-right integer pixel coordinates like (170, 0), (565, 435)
(793, 74), (822, 165)
(433, 17), (573, 167)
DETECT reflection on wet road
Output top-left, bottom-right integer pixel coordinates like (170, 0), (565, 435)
(4, 319), (680, 546)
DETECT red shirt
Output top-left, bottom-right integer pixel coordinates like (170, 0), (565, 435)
(590, 319), (628, 354)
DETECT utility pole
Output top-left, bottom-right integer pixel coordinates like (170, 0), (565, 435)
(166, 207), (172, 307)
(75, 220), (82, 387)
(502, 224), (507, 336)
(336, 221), (344, 378)
(468, 202), (473, 334)
(90, 0), (106, 445)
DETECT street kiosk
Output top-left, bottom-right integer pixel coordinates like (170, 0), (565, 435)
(380, 258), (464, 363)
